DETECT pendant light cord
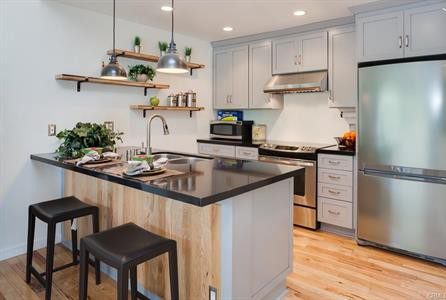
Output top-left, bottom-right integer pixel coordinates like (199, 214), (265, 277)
(170, 0), (174, 46)
(113, 0), (116, 55)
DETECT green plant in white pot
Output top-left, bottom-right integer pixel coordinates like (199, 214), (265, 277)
(128, 64), (155, 82)
(133, 36), (142, 53)
(158, 41), (168, 56)
(184, 47), (192, 62)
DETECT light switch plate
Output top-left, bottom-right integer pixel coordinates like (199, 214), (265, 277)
(48, 124), (56, 136)
(104, 121), (114, 131)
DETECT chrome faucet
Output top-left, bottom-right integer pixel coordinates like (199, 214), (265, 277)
(146, 114), (169, 155)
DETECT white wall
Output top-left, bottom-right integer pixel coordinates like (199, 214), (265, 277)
(0, 1), (213, 260)
(244, 93), (349, 144)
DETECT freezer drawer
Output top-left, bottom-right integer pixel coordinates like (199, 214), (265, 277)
(358, 172), (446, 260)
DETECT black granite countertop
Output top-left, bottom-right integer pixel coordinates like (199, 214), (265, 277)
(196, 138), (264, 148)
(317, 145), (356, 156)
(31, 152), (303, 207)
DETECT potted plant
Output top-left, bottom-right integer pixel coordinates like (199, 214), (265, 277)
(55, 122), (123, 159)
(158, 41), (168, 56)
(128, 64), (155, 82)
(133, 36), (142, 53)
(184, 47), (192, 62)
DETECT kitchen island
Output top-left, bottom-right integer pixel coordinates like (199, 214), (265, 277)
(31, 152), (303, 300)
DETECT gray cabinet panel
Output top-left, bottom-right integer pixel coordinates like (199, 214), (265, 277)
(298, 31), (328, 72)
(272, 36), (298, 75)
(214, 50), (231, 109)
(231, 46), (249, 108)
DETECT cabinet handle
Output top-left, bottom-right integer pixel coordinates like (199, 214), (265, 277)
(328, 175), (341, 180)
(405, 35), (409, 48)
(294, 55), (297, 66)
(230, 95), (232, 103)
(242, 151), (252, 156)
(328, 209), (340, 216)
(328, 189), (341, 195)
(398, 36), (403, 48)
(328, 160), (341, 165)
(329, 90), (334, 101)
(298, 54), (302, 65)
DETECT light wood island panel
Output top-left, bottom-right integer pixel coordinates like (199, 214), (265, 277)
(62, 170), (221, 300)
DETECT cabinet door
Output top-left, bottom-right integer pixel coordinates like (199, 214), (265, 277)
(249, 41), (279, 109)
(404, 3), (446, 57)
(297, 31), (328, 72)
(328, 26), (357, 108)
(356, 11), (404, 62)
(230, 45), (249, 108)
(214, 49), (232, 109)
(272, 36), (298, 74)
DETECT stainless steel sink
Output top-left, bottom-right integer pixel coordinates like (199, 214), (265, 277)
(153, 153), (183, 161)
(167, 157), (206, 164)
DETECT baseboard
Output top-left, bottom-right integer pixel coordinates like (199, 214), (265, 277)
(61, 240), (161, 300)
(0, 234), (62, 261)
(320, 223), (355, 238)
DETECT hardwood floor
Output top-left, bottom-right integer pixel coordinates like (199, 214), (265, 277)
(1, 228), (445, 299)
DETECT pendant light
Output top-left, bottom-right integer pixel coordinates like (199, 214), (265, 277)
(156, 0), (188, 74)
(101, 0), (127, 80)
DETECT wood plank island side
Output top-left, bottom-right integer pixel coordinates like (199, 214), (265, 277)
(62, 170), (221, 300)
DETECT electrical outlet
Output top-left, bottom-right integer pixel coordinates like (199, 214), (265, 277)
(209, 286), (217, 300)
(104, 121), (114, 131)
(48, 124), (56, 136)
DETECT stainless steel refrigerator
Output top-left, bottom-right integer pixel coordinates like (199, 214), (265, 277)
(358, 56), (446, 265)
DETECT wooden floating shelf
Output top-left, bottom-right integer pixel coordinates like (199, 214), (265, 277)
(130, 105), (205, 118)
(108, 49), (206, 75)
(55, 74), (170, 95)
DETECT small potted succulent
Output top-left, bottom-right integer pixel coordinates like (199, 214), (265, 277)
(128, 64), (156, 82)
(184, 47), (192, 62)
(158, 41), (168, 56)
(133, 36), (142, 53)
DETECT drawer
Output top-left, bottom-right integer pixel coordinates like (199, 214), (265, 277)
(318, 154), (353, 171)
(293, 205), (317, 229)
(318, 168), (353, 186)
(317, 197), (353, 229)
(235, 146), (258, 160)
(318, 182), (352, 202)
(198, 143), (235, 158)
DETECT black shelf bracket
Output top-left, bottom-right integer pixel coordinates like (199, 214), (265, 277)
(189, 68), (193, 76)
(143, 109), (148, 118)
(144, 87), (149, 96)
(76, 79), (88, 92)
(189, 110), (193, 118)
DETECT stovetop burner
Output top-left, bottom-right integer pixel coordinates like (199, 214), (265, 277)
(259, 141), (334, 160)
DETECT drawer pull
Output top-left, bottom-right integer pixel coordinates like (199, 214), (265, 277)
(328, 189), (341, 195)
(328, 175), (341, 180)
(242, 151), (252, 156)
(328, 160), (341, 165)
(328, 209), (340, 216)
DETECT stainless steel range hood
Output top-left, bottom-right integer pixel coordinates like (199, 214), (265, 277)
(263, 71), (328, 94)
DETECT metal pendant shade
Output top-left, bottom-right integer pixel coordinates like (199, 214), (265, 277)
(157, 0), (188, 74)
(101, 0), (127, 80)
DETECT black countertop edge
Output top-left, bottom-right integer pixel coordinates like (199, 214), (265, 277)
(196, 138), (263, 148)
(30, 154), (303, 207)
(316, 146), (356, 156)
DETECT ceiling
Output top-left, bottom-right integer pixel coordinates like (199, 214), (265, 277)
(59, 0), (377, 41)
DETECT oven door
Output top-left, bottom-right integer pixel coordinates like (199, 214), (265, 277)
(210, 121), (242, 140)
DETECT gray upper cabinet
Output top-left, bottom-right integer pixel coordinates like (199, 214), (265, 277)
(328, 25), (357, 108)
(213, 45), (249, 109)
(356, 11), (404, 62)
(404, 3), (446, 58)
(272, 31), (328, 75)
(249, 41), (283, 109)
(357, 2), (446, 62)
(297, 31), (328, 72)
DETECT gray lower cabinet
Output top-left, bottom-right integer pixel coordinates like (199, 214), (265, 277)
(328, 25), (357, 108)
(213, 45), (249, 109)
(356, 2), (446, 62)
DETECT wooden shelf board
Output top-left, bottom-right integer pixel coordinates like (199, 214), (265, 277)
(55, 74), (169, 89)
(108, 49), (206, 70)
(130, 105), (204, 111)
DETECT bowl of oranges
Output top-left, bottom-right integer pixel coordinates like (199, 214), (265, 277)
(335, 131), (356, 150)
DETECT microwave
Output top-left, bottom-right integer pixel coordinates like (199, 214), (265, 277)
(210, 120), (254, 141)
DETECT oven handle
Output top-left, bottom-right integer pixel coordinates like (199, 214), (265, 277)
(258, 155), (316, 167)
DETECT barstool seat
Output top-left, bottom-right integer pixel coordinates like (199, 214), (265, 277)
(26, 196), (100, 300)
(80, 223), (179, 300)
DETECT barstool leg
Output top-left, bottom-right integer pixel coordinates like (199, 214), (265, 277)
(25, 208), (35, 284)
(70, 219), (78, 264)
(92, 210), (101, 285)
(45, 222), (56, 300)
(130, 266), (137, 300)
(168, 245), (179, 300)
(79, 241), (89, 300)
(117, 267), (129, 300)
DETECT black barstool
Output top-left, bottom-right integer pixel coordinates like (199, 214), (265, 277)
(25, 196), (101, 300)
(79, 222), (179, 300)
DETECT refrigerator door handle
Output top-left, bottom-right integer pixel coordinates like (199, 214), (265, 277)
(362, 168), (446, 185)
